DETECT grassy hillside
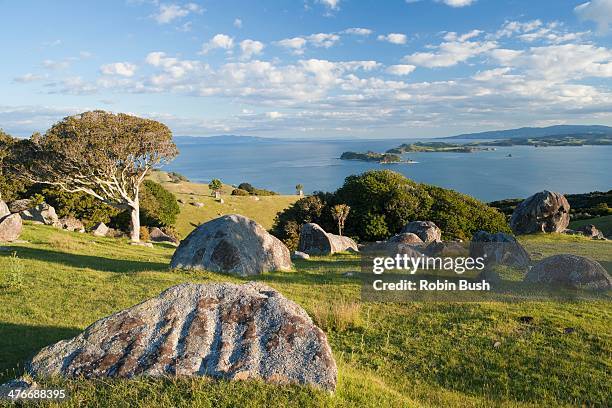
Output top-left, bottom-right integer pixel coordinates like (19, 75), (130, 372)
(148, 170), (299, 237)
(570, 215), (612, 237)
(0, 224), (610, 407)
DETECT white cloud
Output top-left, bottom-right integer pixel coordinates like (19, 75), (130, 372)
(386, 64), (416, 75)
(13, 73), (47, 83)
(201, 34), (234, 54)
(234, 18), (242, 28)
(404, 31), (496, 67)
(308, 33), (340, 48)
(42, 59), (71, 70)
(240, 39), (264, 60)
(575, 0), (612, 33)
(317, 0), (340, 10)
(343, 27), (373, 36)
(153, 3), (202, 24)
(266, 111), (283, 119)
(438, 0), (476, 7)
(377, 33), (408, 44)
(276, 37), (308, 54)
(100, 62), (137, 77)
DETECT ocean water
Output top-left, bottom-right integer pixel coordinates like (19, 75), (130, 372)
(164, 137), (611, 202)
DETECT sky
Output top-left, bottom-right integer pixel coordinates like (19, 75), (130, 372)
(1, 0), (611, 138)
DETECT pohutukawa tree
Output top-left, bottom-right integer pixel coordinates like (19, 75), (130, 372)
(331, 204), (350, 236)
(18, 111), (178, 242)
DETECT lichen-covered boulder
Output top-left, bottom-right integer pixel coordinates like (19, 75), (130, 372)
(298, 223), (357, 255)
(20, 203), (60, 227)
(59, 216), (85, 233)
(7, 199), (31, 214)
(425, 241), (468, 257)
(92, 222), (109, 237)
(469, 231), (530, 269)
(524, 254), (611, 290)
(0, 213), (22, 242)
(388, 233), (423, 245)
(149, 227), (178, 244)
(170, 214), (291, 276)
(575, 224), (605, 240)
(27, 282), (337, 391)
(401, 221), (442, 243)
(0, 200), (9, 218)
(510, 191), (570, 234)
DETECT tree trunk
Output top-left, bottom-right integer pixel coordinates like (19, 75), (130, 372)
(129, 201), (140, 242)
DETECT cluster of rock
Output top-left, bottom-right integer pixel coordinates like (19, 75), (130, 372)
(170, 214), (292, 276)
(297, 223), (358, 256)
(25, 282), (338, 391)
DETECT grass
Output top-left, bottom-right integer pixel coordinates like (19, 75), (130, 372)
(148, 170), (299, 237)
(0, 223), (610, 407)
(570, 214), (612, 237)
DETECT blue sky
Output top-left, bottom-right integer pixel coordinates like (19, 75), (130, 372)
(1, 0), (611, 138)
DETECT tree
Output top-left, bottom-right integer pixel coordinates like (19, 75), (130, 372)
(209, 179), (223, 197)
(0, 129), (30, 201)
(15, 111), (178, 242)
(296, 183), (304, 196)
(331, 204), (350, 236)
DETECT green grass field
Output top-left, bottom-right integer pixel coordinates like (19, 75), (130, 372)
(0, 222), (610, 407)
(148, 171), (299, 237)
(570, 215), (612, 237)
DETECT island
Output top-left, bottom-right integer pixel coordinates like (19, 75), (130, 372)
(386, 142), (495, 154)
(339, 151), (414, 164)
(476, 134), (612, 147)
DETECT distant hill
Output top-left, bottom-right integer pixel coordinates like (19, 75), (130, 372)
(444, 125), (612, 140)
(174, 135), (273, 144)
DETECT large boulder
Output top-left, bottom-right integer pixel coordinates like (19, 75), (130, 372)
(170, 214), (291, 276)
(298, 223), (358, 255)
(59, 216), (85, 233)
(469, 231), (530, 269)
(20, 203), (60, 227)
(510, 191), (570, 234)
(389, 232), (424, 245)
(149, 227), (178, 244)
(524, 254), (611, 290)
(0, 213), (23, 242)
(401, 221), (441, 243)
(26, 282), (337, 391)
(425, 241), (468, 257)
(7, 198), (32, 214)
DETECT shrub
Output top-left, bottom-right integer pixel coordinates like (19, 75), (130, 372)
(139, 226), (150, 242)
(0, 130), (30, 201)
(237, 182), (277, 196)
(237, 183), (254, 193)
(231, 188), (250, 196)
(310, 299), (361, 332)
(168, 171), (189, 183)
(272, 170), (511, 244)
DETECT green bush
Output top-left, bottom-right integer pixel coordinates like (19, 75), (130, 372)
(0, 130), (30, 201)
(237, 183), (254, 193)
(272, 170), (510, 245)
(231, 188), (250, 196)
(237, 182), (277, 196)
(139, 180), (180, 227)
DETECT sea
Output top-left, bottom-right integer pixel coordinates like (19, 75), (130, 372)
(164, 137), (611, 202)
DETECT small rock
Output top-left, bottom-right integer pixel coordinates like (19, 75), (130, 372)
(92, 222), (109, 237)
(59, 216), (85, 233)
(493, 341), (502, 348)
(191, 202), (204, 208)
(401, 221), (442, 243)
(292, 251), (310, 260)
(20, 203), (60, 227)
(518, 316), (534, 324)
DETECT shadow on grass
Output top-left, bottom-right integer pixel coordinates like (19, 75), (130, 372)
(3, 246), (169, 274)
(0, 322), (80, 382)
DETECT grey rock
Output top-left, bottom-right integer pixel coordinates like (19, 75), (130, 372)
(0, 200), (9, 218)
(524, 254), (611, 290)
(149, 227), (178, 244)
(170, 214), (292, 276)
(469, 231), (530, 269)
(27, 282), (337, 391)
(292, 251), (310, 260)
(192, 202), (204, 208)
(575, 224), (605, 240)
(388, 233), (424, 245)
(298, 223), (358, 256)
(130, 242), (154, 248)
(0, 213), (22, 242)
(92, 222), (109, 237)
(7, 198), (32, 214)
(59, 216), (85, 233)
(401, 221), (442, 243)
(510, 191), (570, 234)
(425, 241), (469, 257)
(20, 203), (60, 227)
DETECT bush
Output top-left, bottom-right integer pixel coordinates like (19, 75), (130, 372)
(272, 170), (510, 244)
(237, 182), (277, 196)
(237, 183), (254, 193)
(139, 226), (150, 242)
(0, 130), (30, 201)
(231, 188), (250, 196)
